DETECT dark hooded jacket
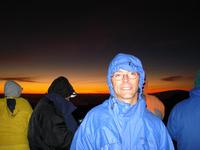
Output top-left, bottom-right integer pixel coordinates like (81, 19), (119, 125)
(28, 76), (78, 150)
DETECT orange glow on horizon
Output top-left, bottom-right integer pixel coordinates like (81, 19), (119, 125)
(0, 84), (190, 94)
(0, 81), (110, 94)
(0, 78), (192, 94)
(147, 87), (190, 94)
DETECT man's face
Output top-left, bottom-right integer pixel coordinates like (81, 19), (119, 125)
(111, 69), (140, 105)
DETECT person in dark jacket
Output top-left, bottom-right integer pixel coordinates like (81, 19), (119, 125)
(28, 76), (78, 150)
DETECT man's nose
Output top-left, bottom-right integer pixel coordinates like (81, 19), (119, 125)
(122, 74), (129, 81)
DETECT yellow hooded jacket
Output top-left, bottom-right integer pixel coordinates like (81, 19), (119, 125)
(0, 81), (32, 150)
(0, 97), (32, 150)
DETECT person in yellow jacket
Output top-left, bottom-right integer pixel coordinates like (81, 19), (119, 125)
(143, 77), (165, 120)
(0, 80), (33, 150)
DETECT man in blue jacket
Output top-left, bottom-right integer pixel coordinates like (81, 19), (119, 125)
(71, 53), (174, 150)
(167, 70), (200, 150)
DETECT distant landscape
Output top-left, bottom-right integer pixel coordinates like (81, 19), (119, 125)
(0, 90), (189, 125)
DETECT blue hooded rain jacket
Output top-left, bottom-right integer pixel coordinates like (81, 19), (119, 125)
(70, 53), (174, 150)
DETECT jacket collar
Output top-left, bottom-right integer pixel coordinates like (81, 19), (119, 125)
(109, 96), (146, 117)
(190, 87), (200, 98)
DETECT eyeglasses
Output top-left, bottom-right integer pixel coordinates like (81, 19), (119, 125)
(112, 72), (138, 81)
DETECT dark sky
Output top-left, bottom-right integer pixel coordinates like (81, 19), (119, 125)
(0, 2), (199, 93)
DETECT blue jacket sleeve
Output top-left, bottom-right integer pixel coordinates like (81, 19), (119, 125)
(159, 122), (175, 150)
(167, 106), (178, 141)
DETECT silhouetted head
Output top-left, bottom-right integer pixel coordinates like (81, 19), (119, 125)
(48, 76), (76, 98)
(4, 80), (23, 98)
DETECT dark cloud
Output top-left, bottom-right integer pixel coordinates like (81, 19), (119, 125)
(0, 77), (39, 83)
(161, 76), (184, 82)
(161, 75), (194, 82)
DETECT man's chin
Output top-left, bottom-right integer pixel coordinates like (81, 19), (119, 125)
(121, 92), (135, 97)
(121, 94), (134, 100)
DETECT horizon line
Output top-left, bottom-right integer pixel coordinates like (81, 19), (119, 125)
(0, 89), (189, 95)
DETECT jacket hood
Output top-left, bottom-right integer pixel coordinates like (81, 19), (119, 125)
(4, 80), (22, 98)
(194, 70), (200, 88)
(107, 53), (145, 99)
(48, 76), (75, 98)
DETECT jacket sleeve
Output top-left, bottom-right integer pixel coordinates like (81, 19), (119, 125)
(70, 115), (95, 150)
(23, 99), (33, 139)
(159, 122), (175, 150)
(167, 106), (178, 141)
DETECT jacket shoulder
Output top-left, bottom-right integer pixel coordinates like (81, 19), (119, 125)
(143, 109), (165, 131)
(33, 97), (58, 117)
(86, 100), (110, 118)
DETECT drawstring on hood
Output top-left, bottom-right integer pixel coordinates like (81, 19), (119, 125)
(107, 53), (145, 100)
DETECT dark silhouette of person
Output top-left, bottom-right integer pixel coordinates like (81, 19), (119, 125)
(28, 76), (78, 150)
